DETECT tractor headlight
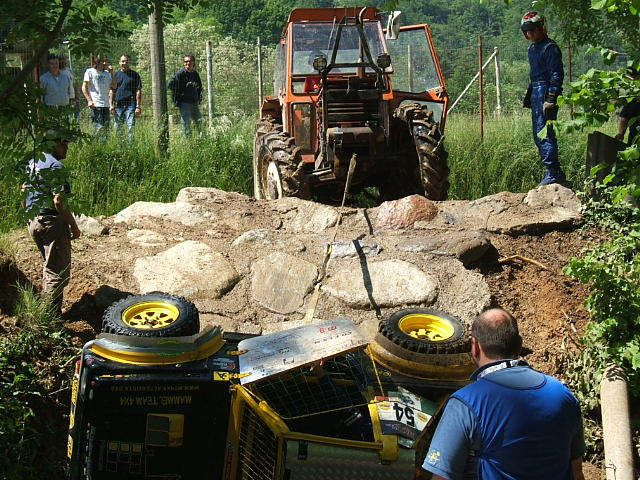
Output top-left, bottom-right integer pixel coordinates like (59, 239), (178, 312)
(313, 55), (327, 72)
(376, 53), (391, 70)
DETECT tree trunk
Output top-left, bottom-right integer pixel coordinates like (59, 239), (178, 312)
(149, 0), (169, 155)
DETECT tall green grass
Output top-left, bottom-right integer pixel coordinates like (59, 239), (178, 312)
(445, 110), (614, 200)
(0, 112), (615, 233)
(66, 114), (254, 218)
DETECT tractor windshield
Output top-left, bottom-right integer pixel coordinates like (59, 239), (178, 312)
(291, 21), (384, 75)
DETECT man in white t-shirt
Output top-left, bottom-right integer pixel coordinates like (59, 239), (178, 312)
(82, 55), (116, 137)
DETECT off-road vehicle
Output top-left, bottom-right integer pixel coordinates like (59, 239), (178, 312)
(67, 293), (473, 480)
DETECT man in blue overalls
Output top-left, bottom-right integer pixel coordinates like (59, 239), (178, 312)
(521, 11), (566, 186)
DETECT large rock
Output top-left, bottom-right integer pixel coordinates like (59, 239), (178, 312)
(176, 187), (249, 204)
(275, 198), (340, 233)
(396, 231), (492, 267)
(417, 185), (582, 234)
(374, 195), (439, 229)
(251, 252), (318, 314)
(133, 241), (239, 298)
(322, 259), (438, 308)
(74, 213), (107, 236)
(115, 201), (210, 226)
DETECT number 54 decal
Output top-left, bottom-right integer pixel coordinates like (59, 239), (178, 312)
(376, 401), (431, 439)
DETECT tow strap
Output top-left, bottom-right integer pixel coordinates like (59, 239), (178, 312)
(303, 154), (357, 324)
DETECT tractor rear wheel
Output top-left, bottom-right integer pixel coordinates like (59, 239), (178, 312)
(394, 103), (450, 201)
(254, 121), (310, 200)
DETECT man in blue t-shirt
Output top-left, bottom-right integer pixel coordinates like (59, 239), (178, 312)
(24, 130), (81, 314)
(109, 54), (142, 140)
(168, 54), (203, 137)
(421, 308), (585, 480)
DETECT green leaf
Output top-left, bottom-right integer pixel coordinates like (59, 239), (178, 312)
(591, 0), (608, 8)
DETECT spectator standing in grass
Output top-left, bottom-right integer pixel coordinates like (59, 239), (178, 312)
(58, 52), (81, 122)
(521, 11), (567, 186)
(82, 54), (116, 137)
(40, 54), (74, 107)
(168, 54), (203, 137)
(24, 130), (81, 314)
(421, 307), (585, 480)
(615, 69), (640, 146)
(110, 54), (142, 140)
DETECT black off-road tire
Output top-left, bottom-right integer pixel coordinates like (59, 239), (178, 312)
(378, 308), (468, 355)
(101, 292), (200, 337)
(254, 118), (310, 200)
(394, 103), (450, 201)
(371, 308), (474, 380)
(253, 117), (280, 199)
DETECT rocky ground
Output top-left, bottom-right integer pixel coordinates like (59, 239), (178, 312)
(1, 185), (608, 478)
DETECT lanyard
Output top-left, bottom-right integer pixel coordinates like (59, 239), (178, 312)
(476, 360), (523, 380)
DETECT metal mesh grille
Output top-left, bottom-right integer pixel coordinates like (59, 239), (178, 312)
(237, 404), (279, 480)
(249, 350), (380, 420)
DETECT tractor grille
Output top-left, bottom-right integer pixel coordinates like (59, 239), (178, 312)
(325, 88), (380, 127)
(237, 405), (279, 480)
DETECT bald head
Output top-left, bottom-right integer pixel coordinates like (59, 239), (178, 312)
(472, 308), (522, 360)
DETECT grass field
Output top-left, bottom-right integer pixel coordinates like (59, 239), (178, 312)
(0, 111), (613, 233)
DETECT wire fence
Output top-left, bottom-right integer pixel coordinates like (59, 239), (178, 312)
(4, 29), (626, 124)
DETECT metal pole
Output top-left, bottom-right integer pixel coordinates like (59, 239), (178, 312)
(494, 46), (502, 117)
(407, 44), (413, 92)
(568, 40), (574, 120)
(206, 40), (214, 126)
(479, 35), (484, 141)
(448, 50), (496, 113)
(257, 36), (263, 110)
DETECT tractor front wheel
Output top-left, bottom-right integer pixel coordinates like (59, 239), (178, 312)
(394, 103), (450, 201)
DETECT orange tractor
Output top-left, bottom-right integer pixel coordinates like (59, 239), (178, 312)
(253, 7), (450, 202)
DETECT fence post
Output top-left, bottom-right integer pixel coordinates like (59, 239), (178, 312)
(148, 1), (168, 155)
(494, 46), (502, 117)
(479, 35), (484, 141)
(257, 36), (263, 111)
(206, 40), (214, 125)
(568, 40), (574, 120)
(407, 44), (413, 92)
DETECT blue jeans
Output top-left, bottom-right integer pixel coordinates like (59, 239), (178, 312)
(178, 102), (203, 137)
(114, 105), (136, 139)
(91, 107), (110, 139)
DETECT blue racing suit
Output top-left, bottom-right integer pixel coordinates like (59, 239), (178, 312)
(527, 37), (565, 184)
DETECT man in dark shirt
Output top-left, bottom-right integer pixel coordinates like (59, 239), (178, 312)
(168, 54), (203, 137)
(24, 130), (81, 314)
(615, 70), (640, 146)
(110, 54), (142, 140)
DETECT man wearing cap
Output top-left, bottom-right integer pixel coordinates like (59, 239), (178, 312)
(421, 308), (585, 480)
(24, 130), (81, 314)
(521, 11), (567, 186)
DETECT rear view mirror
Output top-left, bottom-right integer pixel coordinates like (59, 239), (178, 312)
(385, 11), (402, 40)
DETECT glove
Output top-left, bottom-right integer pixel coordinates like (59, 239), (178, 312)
(543, 91), (558, 119)
(523, 86), (532, 109)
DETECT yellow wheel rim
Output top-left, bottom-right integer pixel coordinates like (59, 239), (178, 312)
(398, 313), (454, 341)
(121, 301), (180, 330)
